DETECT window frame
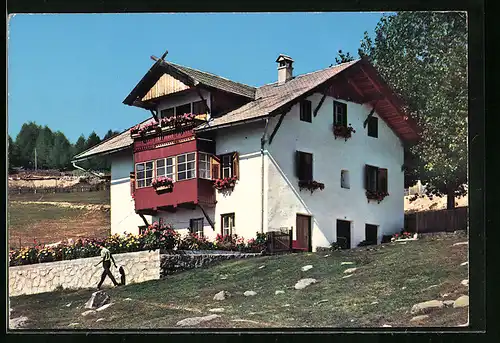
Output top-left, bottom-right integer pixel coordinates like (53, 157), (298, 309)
(341, 170), (350, 189)
(155, 156), (176, 182)
(175, 103), (192, 116)
(365, 224), (378, 245)
(198, 152), (211, 180)
(365, 165), (388, 193)
(160, 107), (175, 119)
(221, 213), (235, 236)
(333, 101), (347, 126)
(176, 152), (197, 181)
(221, 153), (233, 178)
(295, 151), (313, 181)
(189, 218), (204, 237)
(135, 161), (154, 188)
(367, 116), (379, 138)
(299, 100), (312, 123)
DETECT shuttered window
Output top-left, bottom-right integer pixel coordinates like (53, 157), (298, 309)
(300, 100), (312, 123)
(333, 101), (347, 126)
(217, 152), (240, 179)
(295, 151), (313, 181)
(198, 152), (211, 179)
(190, 218), (204, 236)
(365, 165), (388, 193)
(367, 117), (378, 138)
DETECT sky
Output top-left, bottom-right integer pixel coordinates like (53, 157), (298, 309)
(7, 12), (389, 143)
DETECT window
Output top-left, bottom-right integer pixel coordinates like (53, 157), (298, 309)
(365, 224), (378, 245)
(136, 161), (154, 188)
(176, 103), (192, 116)
(300, 100), (312, 123)
(156, 157), (175, 181)
(341, 170), (350, 189)
(190, 218), (204, 236)
(177, 152), (196, 181)
(198, 152), (211, 179)
(295, 151), (313, 181)
(333, 101), (347, 126)
(221, 154), (232, 178)
(367, 116), (378, 138)
(192, 100), (206, 115)
(365, 165), (388, 193)
(160, 108), (174, 119)
(138, 225), (147, 235)
(221, 213), (235, 236)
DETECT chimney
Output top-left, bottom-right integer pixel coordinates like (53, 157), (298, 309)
(276, 54), (294, 84)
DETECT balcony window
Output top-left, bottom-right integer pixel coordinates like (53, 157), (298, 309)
(221, 154), (232, 178)
(176, 103), (192, 116)
(199, 152), (211, 179)
(177, 152), (196, 181)
(156, 157), (175, 181)
(136, 161), (154, 188)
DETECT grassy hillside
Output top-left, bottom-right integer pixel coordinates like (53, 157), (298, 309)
(9, 233), (468, 329)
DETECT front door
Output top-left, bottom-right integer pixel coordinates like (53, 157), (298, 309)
(336, 219), (351, 249)
(296, 214), (312, 252)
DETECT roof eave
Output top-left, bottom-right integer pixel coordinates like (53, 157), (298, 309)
(72, 145), (132, 163)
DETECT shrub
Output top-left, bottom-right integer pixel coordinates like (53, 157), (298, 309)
(381, 235), (392, 244)
(329, 242), (342, 251)
(357, 240), (375, 247)
(391, 230), (413, 241)
(143, 222), (179, 251)
(178, 232), (214, 250)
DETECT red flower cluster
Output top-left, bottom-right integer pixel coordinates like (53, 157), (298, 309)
(213, 176), (238, 191)
(332, 124), (356, 141)
(160, 113), (197, 126)
(298, 180), (325, 194)
(365, 190), (389, 203)
(130, 113), (203, 138)
(151, 176), (174, 188)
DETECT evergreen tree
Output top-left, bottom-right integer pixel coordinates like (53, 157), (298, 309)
(8, 135), (20, 169)
(34, 126), (55, 169)
(49, 131), (73, 170)
(15, 122), (41, 168)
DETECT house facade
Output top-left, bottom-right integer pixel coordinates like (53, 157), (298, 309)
(73, 53), (419, 251)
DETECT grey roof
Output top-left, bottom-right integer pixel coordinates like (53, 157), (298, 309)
(166, 62), (257, 99)
(196, 60), (359, 130)
(79, 60), (360, 160)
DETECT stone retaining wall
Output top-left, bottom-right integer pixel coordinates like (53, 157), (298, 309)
(160, 252), (262, 277)
(9, 250), (160, 297)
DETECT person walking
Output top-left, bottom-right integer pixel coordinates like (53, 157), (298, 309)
(95, 244), (119, 290)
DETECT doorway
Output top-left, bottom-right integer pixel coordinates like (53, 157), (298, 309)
(336, 219), (351, 249)
(296, 214), (312, 252)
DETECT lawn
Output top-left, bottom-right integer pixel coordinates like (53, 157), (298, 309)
(9, 233), (469, 329)
(8, 202), (110, 248)
(8, 190), (110, 204)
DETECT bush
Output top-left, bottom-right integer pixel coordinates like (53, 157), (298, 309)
(381, 235), (392, 244)
(178, 232), (215, 250)
(357, 240), (376, 247)
(329, 242), (342, 251)
(391, 230), (413, 241)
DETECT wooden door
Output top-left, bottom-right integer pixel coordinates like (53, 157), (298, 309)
(296, 214), (312, 252)
(336, 220), (351, 249)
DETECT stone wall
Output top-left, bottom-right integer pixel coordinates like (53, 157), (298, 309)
(160, 251), (262, 277)
(9, 250), (160, 297)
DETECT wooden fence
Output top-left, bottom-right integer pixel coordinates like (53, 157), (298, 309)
(8, 184), (110, 195)
(405, 206), (468, 234)
(266, 230), (293, 253)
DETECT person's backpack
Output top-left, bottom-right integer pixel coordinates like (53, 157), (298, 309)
(118, 266), (126, 285)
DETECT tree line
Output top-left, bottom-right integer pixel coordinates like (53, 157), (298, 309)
(8, 122), (121, 172)
(335, 12), (467, 209)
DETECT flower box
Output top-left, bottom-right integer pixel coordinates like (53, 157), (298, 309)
(332, 124), (356, 141)
(298, 180), (325, 194)
(130, 114), (208, 139)
(152, 177), (174, 194)
(365, 190), (389, 203)
(213, 176), (238, 191)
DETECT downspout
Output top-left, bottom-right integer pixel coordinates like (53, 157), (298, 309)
(260, 118), (271, 234)
(72, 161), (106, 179)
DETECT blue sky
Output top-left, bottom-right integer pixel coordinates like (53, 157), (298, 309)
(8, 12), (388, 143)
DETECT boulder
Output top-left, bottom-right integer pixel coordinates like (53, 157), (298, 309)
(294, 278), (317, 290)
(10, 316), (29, 329)
(85, 290), (110, 309)
(301, 265), (313, 272)
(213, 291), (229, 301)
(176, 314), (220, 327)
(410, 315), (430, 323)
(410, 300), (444, 315)
(96, 303), (113, 312)
(275, 290), (285, 295)
(453, 295), (469, 308)
(461, 279), (469, 287)
(443, 300), (455, 307)
(208, 308), (225, 313)
(244, 291), (257, 297)
(81, 310), (96, 317)
(344, 268), (357, 274)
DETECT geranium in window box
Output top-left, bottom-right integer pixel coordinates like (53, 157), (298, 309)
(213, 176), (238, 191)
(365, 190), (389, 203)
(152, 176), (174, 194)
(332, 124), (356, 141)
(298, 180), (325, 194)
(160, 113), (200, 130)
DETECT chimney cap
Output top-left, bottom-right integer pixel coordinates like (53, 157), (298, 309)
(276, 54), (294, 63)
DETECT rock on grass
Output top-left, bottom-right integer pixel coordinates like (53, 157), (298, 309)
(410, 300), (444, 315)
(244, 291), (257, 297)
(294, 278), (317, 290)
(176, 314), (220, 327)
(453, 295), (469, 308)
(410, 315), (430, 323)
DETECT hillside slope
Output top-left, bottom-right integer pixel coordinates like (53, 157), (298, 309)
(9, 233), (468, 329)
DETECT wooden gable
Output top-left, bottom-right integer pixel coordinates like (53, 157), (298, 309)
(141, 73), (191, 101)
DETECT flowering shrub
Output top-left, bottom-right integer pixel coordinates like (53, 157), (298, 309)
(332, 124), (356, 141)
(298, 180), (325, 194)
(142, 222), (179, 251)
(213, 176), (238, 191)
(365, 190), (389, 203)
(391, 231), (413, 242)
(177, 232), (215, 250)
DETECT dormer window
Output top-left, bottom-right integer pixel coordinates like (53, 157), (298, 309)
(176, 103), (191, 116)
(160, 108), (174, 119)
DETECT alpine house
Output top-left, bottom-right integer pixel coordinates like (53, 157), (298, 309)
(72, 51), (419, 251)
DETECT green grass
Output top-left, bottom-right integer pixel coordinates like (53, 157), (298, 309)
(8, 190), (110, 204)
(9, 233), (468, 329)
(8, 203), (83, 229)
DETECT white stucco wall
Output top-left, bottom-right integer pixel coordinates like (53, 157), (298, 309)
(153, 207), (217, 240)
(267, 93), (405, 250)
(110, 151), (151, 236)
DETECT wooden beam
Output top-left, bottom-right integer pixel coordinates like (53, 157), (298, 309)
(149, 109), (159, 123)
(138, 213), (150, 227)
(196, 88), (211, 114)
(313, 91), (328, 117)
(363, 100), (379, 128)
(196, 204), (215, 230)
(268, 107), (291, 145)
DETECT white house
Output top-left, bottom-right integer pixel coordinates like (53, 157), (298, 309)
(72, 53), (419, 251)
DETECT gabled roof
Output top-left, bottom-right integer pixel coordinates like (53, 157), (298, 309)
(123, 59), (256, 106)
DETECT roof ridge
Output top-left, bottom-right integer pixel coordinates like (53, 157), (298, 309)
(167, 61), (257, 91)
(257, 59), (360, 88)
